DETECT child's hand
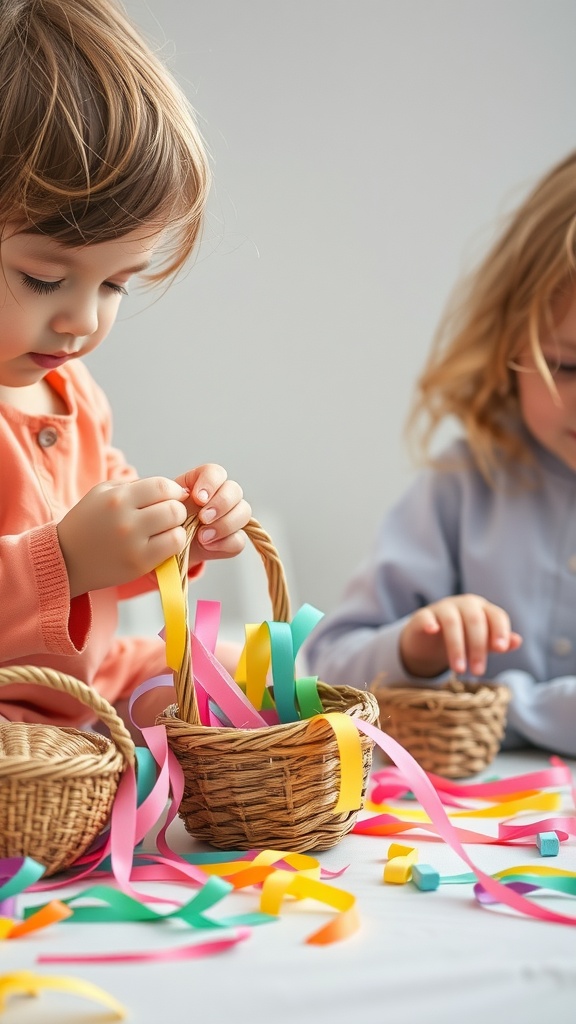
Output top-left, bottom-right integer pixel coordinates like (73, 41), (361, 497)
(58, 477), (190, 598)
(399, 594), (523, 678)
(175, 464), (251, 566)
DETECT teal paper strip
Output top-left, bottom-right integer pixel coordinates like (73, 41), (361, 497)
(267, 621), (299, 723)
(290, 604), (324, 657)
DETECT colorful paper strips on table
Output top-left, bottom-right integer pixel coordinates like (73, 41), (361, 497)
(0, 746), (574, 1021)
(1, 587), (576, 1022)
(354, 719), (576, 927)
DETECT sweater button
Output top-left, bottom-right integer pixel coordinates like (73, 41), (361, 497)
(37, 427), (58, 448)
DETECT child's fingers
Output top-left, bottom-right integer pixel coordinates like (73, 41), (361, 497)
(196, 479), (245, 526)
(449, 598), (521, 676)
(197, 499), (252, 551)
(413, 608), (441, 635)
(144, 526), (189, 569)
(401, 595), (520, 679)
(509, 631), (523, 650)
(138, 499), (189, 539)
(431, 602), (472, 674)
(198, 530), (247, 559)
(484, 602), (517, 655)
(129, 476), (189, 508)
(176, 464), (228, 508)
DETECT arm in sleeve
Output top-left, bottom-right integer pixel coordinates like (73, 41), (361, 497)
(303, 466), (462, 689)
(497, 669), (576, 756)
(0, 523), (91, 661)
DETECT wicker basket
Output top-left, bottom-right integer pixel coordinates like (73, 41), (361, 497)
(157, 516), (380, 852)
(0, 665), (135, 875)
(370, 676), (511, 778)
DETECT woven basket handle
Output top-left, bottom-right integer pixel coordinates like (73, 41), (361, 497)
(0, 665), (135, 766)
(174, 514), (292, 724)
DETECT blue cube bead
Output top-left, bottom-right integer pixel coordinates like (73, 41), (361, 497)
(412, 864), (440, 891)
(535, 831), (559, 857)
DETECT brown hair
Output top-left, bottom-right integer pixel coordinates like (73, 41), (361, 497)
(407, 150), (576, 483)
(0, 0), (211, 281)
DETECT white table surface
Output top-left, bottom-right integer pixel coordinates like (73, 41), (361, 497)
(3, 748), (576, 1024)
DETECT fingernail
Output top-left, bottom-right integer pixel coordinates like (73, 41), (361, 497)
(454, 658), (466, 673)
(201, 507), (217, 523)
(197, 489), (209, 504)
(202, 528), (216, 543)
(494, 637), (507, 650)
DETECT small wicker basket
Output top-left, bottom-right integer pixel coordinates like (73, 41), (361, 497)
(0, 665), (135, 875)
(370, 676), (511, 779)
(157, 516), (380, 853)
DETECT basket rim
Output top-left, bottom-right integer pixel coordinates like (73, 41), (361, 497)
(0, 665), (135, 767)
(370, 679), (512, 705)
(0, 721), (116, 751)
(157, 682), (380, 738)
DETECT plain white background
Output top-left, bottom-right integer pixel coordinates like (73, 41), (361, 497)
(88, 0), (576, 631)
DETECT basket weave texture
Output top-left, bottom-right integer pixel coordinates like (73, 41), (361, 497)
(370, 676), (511, 779)
(157, 516), (380, 852)
(0, 665), (135, 875)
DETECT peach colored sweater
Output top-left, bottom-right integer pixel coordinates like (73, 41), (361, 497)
(0, 361), (194, 726)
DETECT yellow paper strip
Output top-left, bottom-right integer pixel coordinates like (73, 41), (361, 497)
(235, 623), (271, 710)
(366, 791), (561, 821)
(260, 870), (359, 945)
(311, 712), (364, 812)
(155, 555), (187, 672)
(0, 971), (127, 1018)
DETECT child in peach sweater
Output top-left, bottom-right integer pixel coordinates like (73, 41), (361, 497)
(0, 0), (250, 727)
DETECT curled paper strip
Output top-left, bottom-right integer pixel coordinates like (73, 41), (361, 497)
(354, 719), (576, 927)
(366, 791), (562, 820)
(0, 856), (46, 900)
(473, 867), (576, 904)
(370, 761), (573, 805)
(259, 869), (359, 945)
(0, 971), (127, 1019)
(6, 900), (72, 938)
(353, 809), (574, 846)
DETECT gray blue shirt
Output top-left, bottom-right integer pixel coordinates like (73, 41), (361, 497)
(304, 436), (576, 755)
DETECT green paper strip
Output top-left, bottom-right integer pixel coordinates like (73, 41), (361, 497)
(26, 879), (274, 930)
(0, 859), (45, 900)
(295, 676), (324, 719)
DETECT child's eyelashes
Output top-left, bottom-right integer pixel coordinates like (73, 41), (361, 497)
(20, 274), (128, 297)
(21, 274), (61, 295)
(104, 282), (128, 296)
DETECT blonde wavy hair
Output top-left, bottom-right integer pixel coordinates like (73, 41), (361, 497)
(0, 0), (210, 282)
(407, 150), (576, 484)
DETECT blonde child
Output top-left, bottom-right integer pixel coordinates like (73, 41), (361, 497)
(306, 150), (576, 756)
(0, 0), (251, 727)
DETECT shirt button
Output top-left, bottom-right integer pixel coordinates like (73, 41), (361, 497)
(37, 427), (58, 448)
(568, 555), (576, 573)
(552, 637), (573, 656)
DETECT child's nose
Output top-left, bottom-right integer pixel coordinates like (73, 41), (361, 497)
(50, 295), (99, 338)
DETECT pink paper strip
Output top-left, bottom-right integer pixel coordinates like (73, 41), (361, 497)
(355, 720), (576, 926)
(38, 927), (251, 964)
